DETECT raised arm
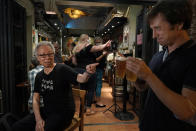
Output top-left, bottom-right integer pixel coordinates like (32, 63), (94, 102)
(90, 40), (111, 52)
(96, 51), (108, 62)
(77, 63), (99, 83)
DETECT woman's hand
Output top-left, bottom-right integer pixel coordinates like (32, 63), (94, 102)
(90, 40), (111, 52)
(35, 119), (45, 131)
(86, 63), (99, 74)
(104, 40), (111, 49)
(102, 51), (108, 56)
(77, 63), (99, 83)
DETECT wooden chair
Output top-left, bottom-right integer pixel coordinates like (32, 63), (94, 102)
(64, 88), (86, 131)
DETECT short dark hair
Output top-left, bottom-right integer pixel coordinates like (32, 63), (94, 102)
(147, 0), (192, 30)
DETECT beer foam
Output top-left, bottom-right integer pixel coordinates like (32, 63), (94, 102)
(116, 56), (126, 61)
(136, 57), (142, 61)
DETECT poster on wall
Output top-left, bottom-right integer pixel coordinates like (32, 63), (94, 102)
(123, 24), (129, 44)
(119, 24), (129, 54)
(35, 29), (38, 45)
(32, 26), (39, 53)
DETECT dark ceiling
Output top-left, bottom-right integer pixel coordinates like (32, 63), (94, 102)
(57, 4), (113, 31)
(31, 0), (156, 38)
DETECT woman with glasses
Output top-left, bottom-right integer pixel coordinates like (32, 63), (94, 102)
(12, 41), (98, 131)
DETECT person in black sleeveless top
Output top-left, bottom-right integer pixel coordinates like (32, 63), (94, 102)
(72, 34), (111, 115)
(126, 0), (196, 130)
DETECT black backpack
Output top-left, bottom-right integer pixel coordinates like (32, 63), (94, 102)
(0, 113), (19, 131)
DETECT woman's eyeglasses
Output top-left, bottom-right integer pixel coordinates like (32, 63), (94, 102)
(38, 53), (54, 58)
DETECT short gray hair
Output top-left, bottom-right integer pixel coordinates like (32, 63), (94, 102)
(34, 41), (55, 56)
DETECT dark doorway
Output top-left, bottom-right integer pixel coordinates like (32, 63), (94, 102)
(13, 1), (28, 116)
(0, 0), (27, 116)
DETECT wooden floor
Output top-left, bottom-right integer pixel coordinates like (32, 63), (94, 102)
(75, 81), (139, 131)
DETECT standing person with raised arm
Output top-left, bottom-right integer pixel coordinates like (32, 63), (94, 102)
(72, 34), (111, 115)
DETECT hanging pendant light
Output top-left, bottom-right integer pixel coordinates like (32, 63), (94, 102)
(64, 8), (86, 19)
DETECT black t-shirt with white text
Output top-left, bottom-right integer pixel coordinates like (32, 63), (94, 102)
(34, 64), (78, 114)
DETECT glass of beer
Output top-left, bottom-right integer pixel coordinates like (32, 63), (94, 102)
(62, 55), (66, 62)
(125, 58), (142, 82)
(115, 56), (126, 78)
(126, 68), (137, 82)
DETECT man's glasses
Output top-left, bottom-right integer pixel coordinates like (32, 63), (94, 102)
(38, 53), (54, 58)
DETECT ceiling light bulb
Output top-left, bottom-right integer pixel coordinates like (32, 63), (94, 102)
(46, 11), (56, 15)
(64, 8), (86, 19)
